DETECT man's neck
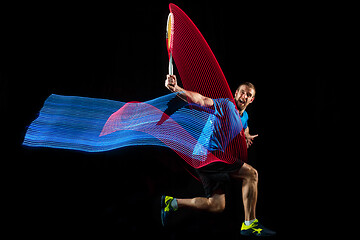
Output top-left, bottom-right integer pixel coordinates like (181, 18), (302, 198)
(238, 108), (246, 116)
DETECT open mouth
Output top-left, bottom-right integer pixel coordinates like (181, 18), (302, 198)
(239, 99), (245, 105)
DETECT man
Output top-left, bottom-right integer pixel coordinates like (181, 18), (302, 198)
(161, 75), (275, 237)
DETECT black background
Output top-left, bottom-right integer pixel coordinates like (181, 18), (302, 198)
(2, 1), (337, 239)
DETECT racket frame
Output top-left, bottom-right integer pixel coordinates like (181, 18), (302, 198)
(166, 13), (174, 75)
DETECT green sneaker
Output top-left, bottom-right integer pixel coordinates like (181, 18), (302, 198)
(240, 219), (276, 237)
(160, 195), (177, 226)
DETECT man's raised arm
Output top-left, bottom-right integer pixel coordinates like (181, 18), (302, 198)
(165, 75), (214, 107)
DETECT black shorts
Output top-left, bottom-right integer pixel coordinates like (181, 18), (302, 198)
(196, 160), (244, 198)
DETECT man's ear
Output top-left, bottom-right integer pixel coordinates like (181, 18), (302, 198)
(234, 89), (239, 97)
(249, 97), (255, 103)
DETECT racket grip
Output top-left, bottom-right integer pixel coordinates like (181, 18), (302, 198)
(168, 54), (173, 75)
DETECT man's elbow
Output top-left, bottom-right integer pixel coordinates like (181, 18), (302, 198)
(200, 97), (213, 107)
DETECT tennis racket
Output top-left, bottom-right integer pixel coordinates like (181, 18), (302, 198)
(166, 13), (174, 75)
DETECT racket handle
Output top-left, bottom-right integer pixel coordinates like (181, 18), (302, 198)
(168, 53), (173, 75)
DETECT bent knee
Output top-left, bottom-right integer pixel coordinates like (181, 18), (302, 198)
(250, 167), (258, 182)
(208, 195), (226, 213)
(231, 163), (259, 182)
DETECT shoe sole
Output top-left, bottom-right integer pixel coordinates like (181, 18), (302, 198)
(160, 195), (166, 227)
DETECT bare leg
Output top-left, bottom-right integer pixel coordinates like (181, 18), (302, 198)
(176, 189), (225, 213)
(230, 163), (258, 221)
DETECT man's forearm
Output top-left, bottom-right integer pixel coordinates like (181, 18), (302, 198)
(165, 75), (213, 107)
(172, 85), (207, 106)
(244, 127), (250, 137)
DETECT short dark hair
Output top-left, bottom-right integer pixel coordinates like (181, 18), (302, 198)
(237, 82), (256, 94)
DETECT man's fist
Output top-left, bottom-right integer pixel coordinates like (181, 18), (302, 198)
(165, 75), (178, 92)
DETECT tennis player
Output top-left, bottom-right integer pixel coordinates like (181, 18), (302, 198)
(161, 75), (275, 237)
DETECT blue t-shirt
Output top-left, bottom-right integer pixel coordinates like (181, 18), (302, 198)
(208, 98), (248, 152)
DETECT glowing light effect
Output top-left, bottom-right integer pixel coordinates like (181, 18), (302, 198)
(23, 4), (248, 168)
(23, 93), (244, 168)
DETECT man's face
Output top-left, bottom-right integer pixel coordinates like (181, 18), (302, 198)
(234, 85), (255, 111)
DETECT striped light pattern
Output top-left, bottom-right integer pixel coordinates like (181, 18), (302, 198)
(23, 4), (248, 168)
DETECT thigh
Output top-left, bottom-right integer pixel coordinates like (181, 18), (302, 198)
(208, 188), (226, 206)
(197, 171), (230, 198)
(229, 162), (255, 181)
(210, 188), (225, 199)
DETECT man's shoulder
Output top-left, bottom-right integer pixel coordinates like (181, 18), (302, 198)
(213, 98), (234, 107)
(212, 98), (237, 116)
